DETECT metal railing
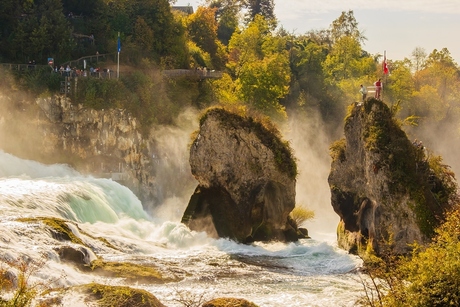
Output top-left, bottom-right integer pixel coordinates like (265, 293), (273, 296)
(162, 69), (223, 79)
(2, 61), (223, 81)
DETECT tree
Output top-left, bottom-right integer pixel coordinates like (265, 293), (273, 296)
(0, 0), (20, 60)
(187, 7), (218, 55)
(244, 0), (277, 29)
(386, 59), (415, 105)
(228, 15), (290, 119)
(417, 48), (459, 107)
(330, 10), (366, 44)
(322, 36), (364, 82)
(187, 6), (227, 69)
(411, 46), (426, 73)
(8, 0), (73, 63)
(285, 35), (329, 108)
(133, 17), (154, 53)
(237, 52), (290, 118)
(381, 207), (460, 307)
(206, 0), (241, 45)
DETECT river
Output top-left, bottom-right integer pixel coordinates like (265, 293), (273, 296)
(0, 150), (365, 306)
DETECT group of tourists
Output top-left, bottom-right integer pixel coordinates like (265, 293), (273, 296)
(359, 78), (383, 101)
(53, 65), (110, 78)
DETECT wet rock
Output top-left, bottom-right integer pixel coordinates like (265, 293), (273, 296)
(203, 297), (259, 307)
(55, 246), (96, 268)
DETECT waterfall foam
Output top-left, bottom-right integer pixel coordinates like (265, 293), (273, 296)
(0, 151), (364, 306)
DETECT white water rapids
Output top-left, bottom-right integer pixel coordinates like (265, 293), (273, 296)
(0, 150), (364, 306)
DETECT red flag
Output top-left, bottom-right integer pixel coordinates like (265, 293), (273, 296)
(383, 52), (389, 74)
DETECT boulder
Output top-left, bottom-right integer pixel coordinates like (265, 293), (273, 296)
(202, 298), (259, 307)
(182, 108), (298, 243)
(55, 245), (97, 269)
(328, 99), (456, 257)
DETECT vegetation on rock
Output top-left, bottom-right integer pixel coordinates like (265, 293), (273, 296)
(329, 98), (458, 258)
(198, 107), (297, 179)
(202, 297), (259, 307)
(290, 205), (315, 227)
(84, 283), (166, 307)
(360, 206), (460, 307)
(16, 217), (119, 250)
(0, 257), (47, 307)
(89, 259), (175, 283)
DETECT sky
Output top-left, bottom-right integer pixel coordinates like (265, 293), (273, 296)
(174, 0), (460, 64)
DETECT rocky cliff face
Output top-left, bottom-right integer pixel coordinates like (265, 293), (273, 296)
(37, 96), (158, 204)
(328, 99), (456, 257)
(0, 94), (164, 207)
(182, 108), (299, 243)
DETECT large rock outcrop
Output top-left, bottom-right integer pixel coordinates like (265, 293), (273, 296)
(182, 108), (299, 243)
(328, 99), (456, 257)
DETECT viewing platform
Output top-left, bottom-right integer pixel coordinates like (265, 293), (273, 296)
(1, 59), (223, 80)
(162, 69), (223, 79)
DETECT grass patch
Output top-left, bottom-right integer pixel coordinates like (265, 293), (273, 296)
(290, 205), (315, 227)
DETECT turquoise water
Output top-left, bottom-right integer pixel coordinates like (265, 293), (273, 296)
(0, 151), (364, 306)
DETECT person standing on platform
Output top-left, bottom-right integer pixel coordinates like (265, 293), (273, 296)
(374, 78), (382, 99)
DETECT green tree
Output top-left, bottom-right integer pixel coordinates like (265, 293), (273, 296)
(187, 6), (226, 69)
(237, 52), (290, 118)
(381, 207), (460, 307)
(322, 36), (364, 82)
(244, 0), (276, 29)
(330, 10), (366, 44)
(206, 0), (241, 45)
(7, 0), (73, 63)
(286, 35), (329, 108)
(228, 15), (289, 119)
(386, 59), (415, 105)
(133, 17), (154, 53)
(0, 0), (21, 61)
(420, 48), (458, 101)
(408, 48), (460, 127)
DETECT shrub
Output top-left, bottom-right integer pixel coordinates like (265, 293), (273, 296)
(0, 256), (50, 307)
(359, 206), (460, 307)
(290, 205), (315, 227)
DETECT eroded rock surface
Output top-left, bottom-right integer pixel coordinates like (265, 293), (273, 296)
(182, 108), (298, 243)
(328, 99), (456, 256)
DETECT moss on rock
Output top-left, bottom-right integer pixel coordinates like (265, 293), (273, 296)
(198, 107), (297, 179)
(202, 297), (259, 307)
(89, 259), (177, 283)
(84, 283), (166, 307)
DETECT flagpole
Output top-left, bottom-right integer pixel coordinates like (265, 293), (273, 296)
(117, 32), (120, 79)
(383, 50), (386, 100)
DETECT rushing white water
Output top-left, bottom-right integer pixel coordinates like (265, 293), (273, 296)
(0, 150), (364, 306)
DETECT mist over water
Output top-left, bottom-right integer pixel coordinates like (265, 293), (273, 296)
(409, 122), (460, 180)
(0, 96), (368, 306)
(285, 110), (340, 241)
(148, 108), (199, 219)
